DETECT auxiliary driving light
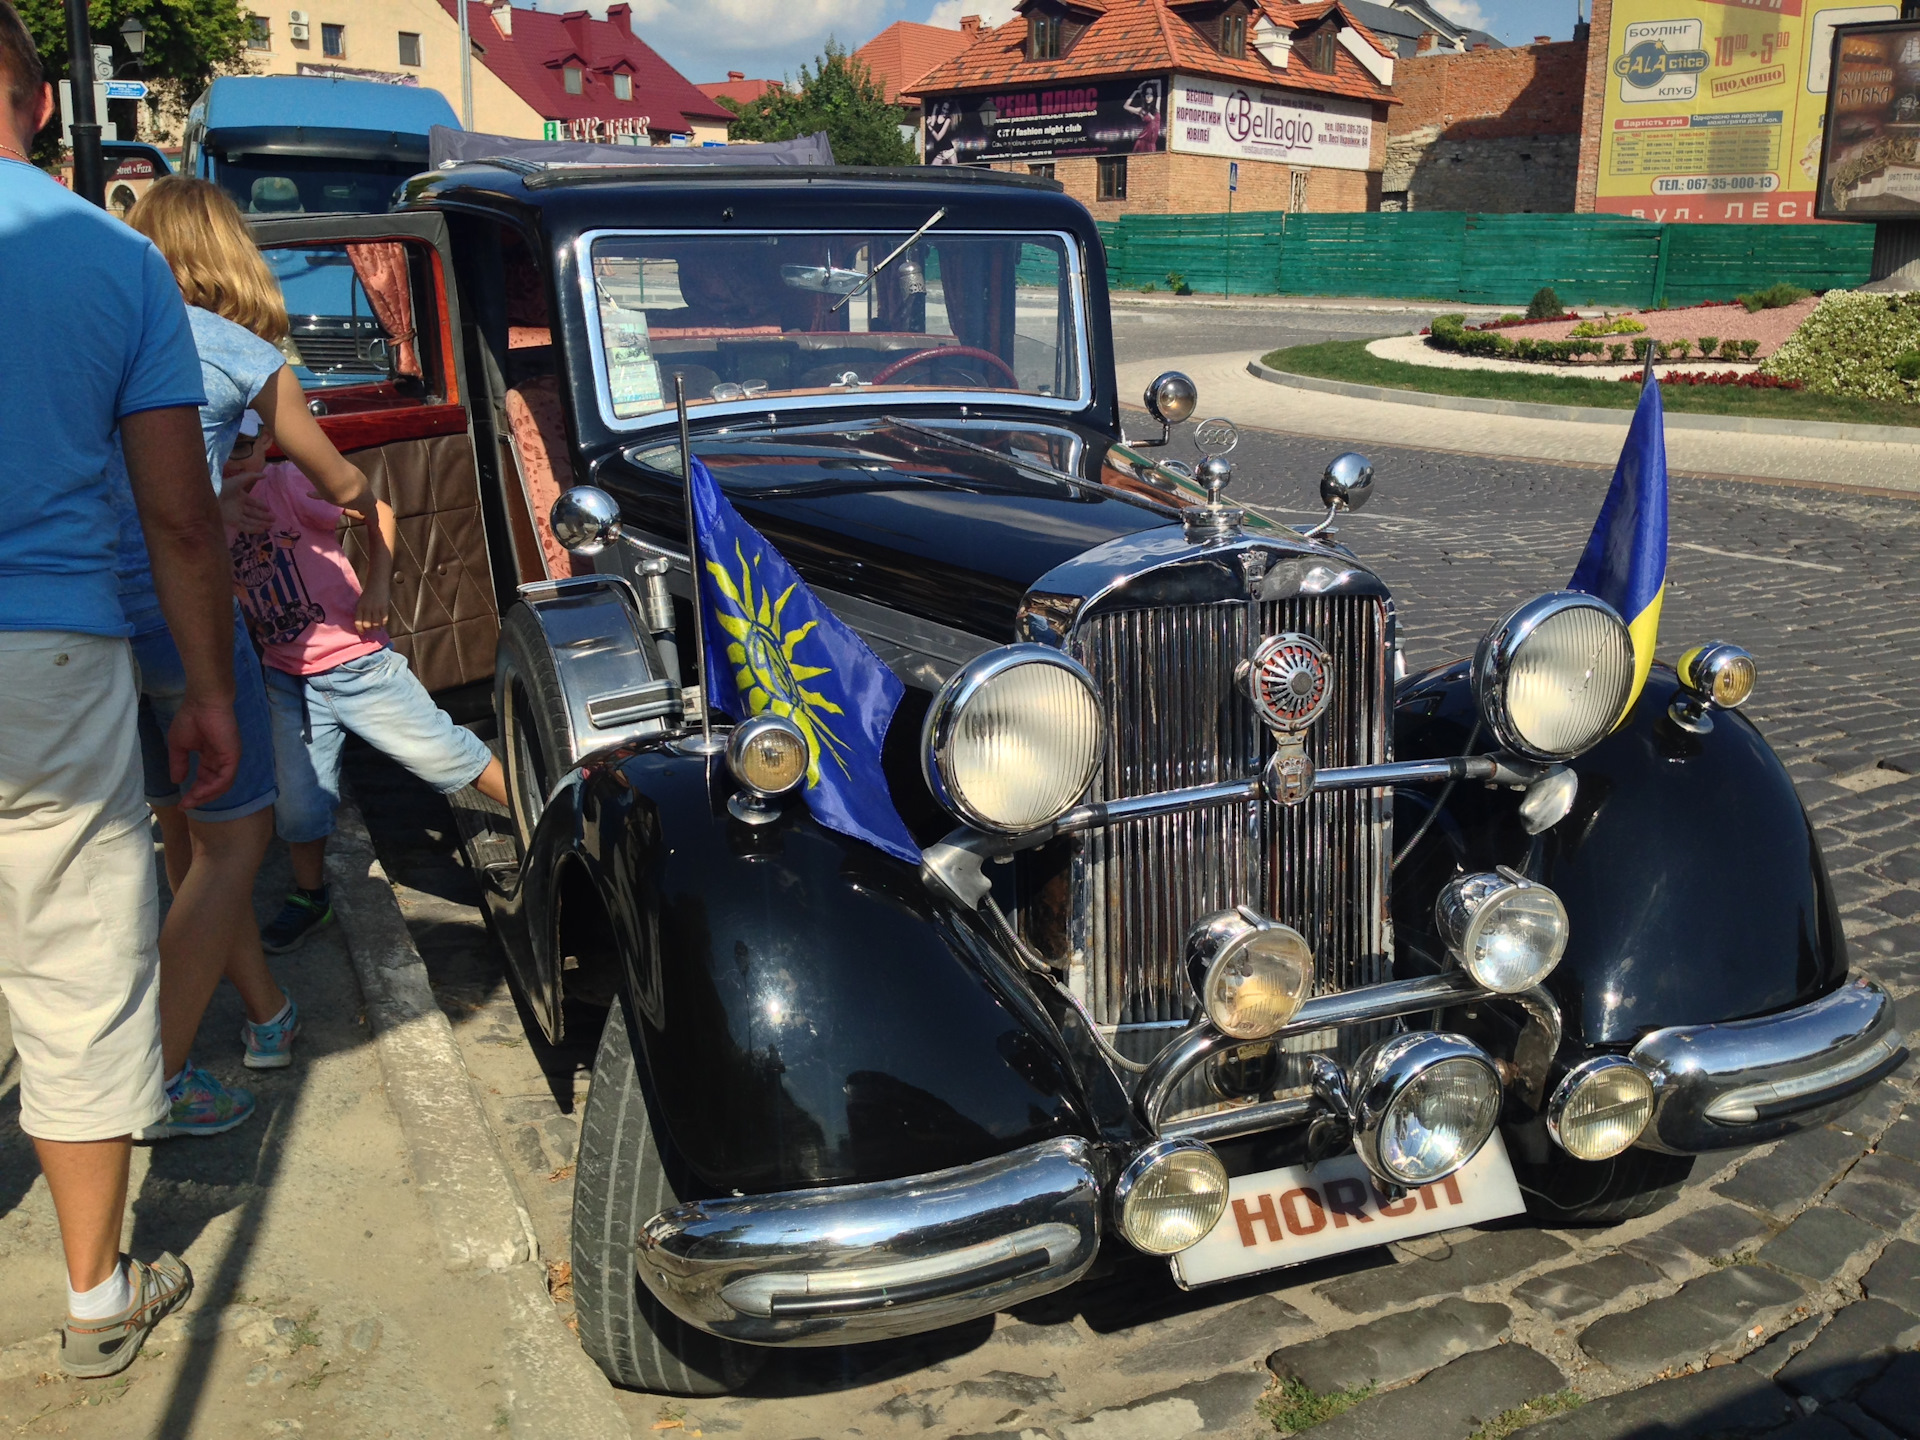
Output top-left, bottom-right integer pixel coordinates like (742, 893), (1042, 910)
(1474, 592), (1635, 761)
(727, 714), (810, 797)
(1547, 1056), (1655, 1162)
(1186, 909), (1314, 1040)
(1434, 870), (1569, 994)
(1671, 641), (1757, 733)
(1113, 1139), (1229, 1255)
(1350, 1033), (1503, 1188)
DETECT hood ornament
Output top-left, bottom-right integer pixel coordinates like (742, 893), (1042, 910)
(1184, 417), (1244, 542)
(1238, 631), (1333, 808)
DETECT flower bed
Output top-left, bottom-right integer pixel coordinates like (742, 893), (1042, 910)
(1624, 370), (1804, 390)
(1423, 296), (1818, 363)
(1760, 291), (1920, 402)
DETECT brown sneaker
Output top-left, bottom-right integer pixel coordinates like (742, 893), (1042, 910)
(61, 1253), (193, 1379)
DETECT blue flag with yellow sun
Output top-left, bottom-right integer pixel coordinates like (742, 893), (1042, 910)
(1569, 365), (1667, 722)
(690, 456), (921, 864)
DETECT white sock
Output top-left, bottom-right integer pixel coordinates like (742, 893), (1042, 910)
(256, 999), (292, 1029)
(68, 1259), (132, 1320)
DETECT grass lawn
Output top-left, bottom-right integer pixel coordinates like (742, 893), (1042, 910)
(1259, 339), (1920, 429)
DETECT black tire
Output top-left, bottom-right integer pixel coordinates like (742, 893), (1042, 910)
(1514, 1149), (1696, 1226)
(496, 603), (577, 854)
(571, 996), (765, 1395)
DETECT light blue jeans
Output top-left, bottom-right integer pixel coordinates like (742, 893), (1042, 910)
(263, 647), (493, 844)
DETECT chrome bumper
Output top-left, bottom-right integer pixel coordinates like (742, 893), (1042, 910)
(1631, 978), (1906, 1154)
(635, 1137), (1101, 1346)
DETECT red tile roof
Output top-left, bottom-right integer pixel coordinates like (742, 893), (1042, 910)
(440, 1), (731, 134)
(853, 21), (979, 105)
(697, 72), (783, 106)
(905, 0), (1395, 106)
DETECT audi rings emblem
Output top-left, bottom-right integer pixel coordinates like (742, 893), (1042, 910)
(1244, 633), (1332, 733)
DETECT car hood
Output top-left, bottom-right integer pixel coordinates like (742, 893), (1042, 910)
(600, 417), (1181, 641)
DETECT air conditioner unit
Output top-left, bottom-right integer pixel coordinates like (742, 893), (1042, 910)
(289, 9), (308, 21)
(289, 23), (309, 41)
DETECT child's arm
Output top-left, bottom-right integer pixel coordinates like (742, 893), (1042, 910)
(355, 498), (398, 635)
(252, 367), (378, 520)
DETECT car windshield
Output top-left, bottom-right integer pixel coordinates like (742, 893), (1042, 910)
(583, 229), (1085, 422)
(216, 153), (419, 215)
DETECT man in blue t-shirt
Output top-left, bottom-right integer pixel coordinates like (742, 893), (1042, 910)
(0, 3), (242, 1380)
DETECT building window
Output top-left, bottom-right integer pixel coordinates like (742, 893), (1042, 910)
(1304, 25), (1338, 72)
(247, 14), (270, 49)
(1030, 10), (1062, 60)
(612, 72), (631, 101)
(1029, 162), (1055, 178)
(1097, 155), (1127, 200)
(564, 65), (584, 95)
(322, 23), (345, 57)
(398, 31), (421, 67)
(1221, 10), (1246, 58)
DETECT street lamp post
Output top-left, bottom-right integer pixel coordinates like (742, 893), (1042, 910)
(63, 0), (103, 206)
(458, 0), (474, 128)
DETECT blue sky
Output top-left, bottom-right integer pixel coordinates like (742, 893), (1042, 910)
(589, 1), (1581, 87)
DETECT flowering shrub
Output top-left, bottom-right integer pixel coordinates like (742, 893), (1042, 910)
(1760, 290), (1920, 402)
(1569, 316), (1647, 338)
(1621, 369), (1805, 390)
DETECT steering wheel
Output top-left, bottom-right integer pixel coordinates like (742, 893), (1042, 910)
(870, 345), (1021, 388)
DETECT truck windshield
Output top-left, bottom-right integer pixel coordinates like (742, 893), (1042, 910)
(215, 154), (420, 215)
(583, 229), (1086, 423)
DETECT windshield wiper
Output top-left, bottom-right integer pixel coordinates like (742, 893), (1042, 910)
(831, 207), (947, 313)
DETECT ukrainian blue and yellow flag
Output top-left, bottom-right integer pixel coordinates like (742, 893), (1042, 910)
(1569, 363), (1667, 721)
(690, 456), (921, 863)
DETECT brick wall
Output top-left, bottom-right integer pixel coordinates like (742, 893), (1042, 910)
(1390, 39), (1589, 139)
(1384, 132), (1580, 212)
(1575, 0), (1613, 213)
(994, 148), (1377, 215)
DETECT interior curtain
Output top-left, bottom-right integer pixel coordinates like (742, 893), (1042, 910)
(935, 239), (1016, 362)
(346, 241), (421, 378)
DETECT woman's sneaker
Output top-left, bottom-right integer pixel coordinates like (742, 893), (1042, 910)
(62, 1253), (193, 1378)
(242, 997), (300, 1070)
(262, 888), (333, 954)
(141, 1065), (255, 1139)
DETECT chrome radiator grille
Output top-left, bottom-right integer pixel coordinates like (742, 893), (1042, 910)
(1068, 595), (1392, 1031)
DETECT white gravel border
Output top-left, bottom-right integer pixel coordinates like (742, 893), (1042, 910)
(1366, 332), (1762, 382)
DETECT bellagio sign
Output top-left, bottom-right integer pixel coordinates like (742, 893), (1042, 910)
(1170, 75), (1374, 171)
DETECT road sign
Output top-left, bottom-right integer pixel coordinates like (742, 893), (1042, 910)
(105, 79), (147, 100)
(543, 120), (561, 141)
(1229, 161), (1238, 193)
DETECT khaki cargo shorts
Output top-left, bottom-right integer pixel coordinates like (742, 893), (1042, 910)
(0, 631), (165, 1142)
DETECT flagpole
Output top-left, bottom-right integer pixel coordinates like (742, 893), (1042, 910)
(676, 375), (724, 755)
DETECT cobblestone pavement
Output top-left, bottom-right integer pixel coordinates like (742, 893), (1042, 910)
(350, 422), (1920, 1440)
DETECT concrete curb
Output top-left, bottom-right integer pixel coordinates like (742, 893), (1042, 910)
(327, 796), (629, 1440)
(1108, 292), (1507, 316)
(1246, 358), (1920, 447)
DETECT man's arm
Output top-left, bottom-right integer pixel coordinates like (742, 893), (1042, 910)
(354, 499), (397, 636)
(252, 367), (377, 517)
(119, 406), (241, 809)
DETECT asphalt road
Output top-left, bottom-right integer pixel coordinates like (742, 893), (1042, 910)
(344, 357), (1920, 1439)
(1107, 297), (1432, 369)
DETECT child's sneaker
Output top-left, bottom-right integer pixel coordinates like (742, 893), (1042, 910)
(140, 1066), (255, 1139)
(262, 889), (333, 953)
(242, 997), (300, 1070)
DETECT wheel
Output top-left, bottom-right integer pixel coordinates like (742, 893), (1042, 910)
(1513, 1149), (1696, 1226)
(496, 603), (576, 853)
(572, 996), (765, 1394)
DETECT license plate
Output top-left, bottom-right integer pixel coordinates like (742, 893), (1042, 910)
(1172, 1133), (1526, 1288)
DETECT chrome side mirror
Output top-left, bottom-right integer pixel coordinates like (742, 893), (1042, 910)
(1134, 370), (1197, 448)
(551, 486), (623, 557)
(1303, 452), (1374, 539)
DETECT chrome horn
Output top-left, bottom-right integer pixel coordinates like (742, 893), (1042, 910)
(550, 486), (623, 556)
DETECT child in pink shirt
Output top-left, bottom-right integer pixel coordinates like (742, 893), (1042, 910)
(227, 438), (508, 951)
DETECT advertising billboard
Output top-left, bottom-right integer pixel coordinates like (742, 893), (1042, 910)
(1168, 75), (1374, 171)
(1815, 19), (1920, 216)
(1595, 1), (1897, 224)
(923, 79), (1166, 165)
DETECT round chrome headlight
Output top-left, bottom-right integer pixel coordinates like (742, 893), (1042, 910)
(1473, 592), (1635, 761)
(922, 646), (1104, 833)
(1548, 1056), (1655, 1162)
(1434, 871), (1569, 994)
(1186, 909), (1314, 1040)
(1113, 1139), (1229, 1255)
(1351, 1033), (1502, 1187)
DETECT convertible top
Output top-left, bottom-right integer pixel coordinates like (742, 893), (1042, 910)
(427, 125), (835, 171)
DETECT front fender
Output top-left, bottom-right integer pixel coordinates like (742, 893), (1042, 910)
(533, 744), (1095, 1195)
(1394, 662), (1847, 1045)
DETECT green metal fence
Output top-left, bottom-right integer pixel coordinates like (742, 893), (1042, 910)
(1095, 212), (1876, 307)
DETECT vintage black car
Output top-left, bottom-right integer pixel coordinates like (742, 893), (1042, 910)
(251, 161), (1904, 1396)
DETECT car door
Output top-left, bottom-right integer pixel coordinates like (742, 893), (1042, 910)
(246, 211), (499, 702)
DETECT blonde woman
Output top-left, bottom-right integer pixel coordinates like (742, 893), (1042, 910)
(111, 177), (385, 1135)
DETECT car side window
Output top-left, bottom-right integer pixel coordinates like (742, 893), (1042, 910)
(259, 239), (443, 409)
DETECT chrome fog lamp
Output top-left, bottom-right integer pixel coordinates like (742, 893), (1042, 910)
(923, 646), (1104, 834)
(1547, 1056), (1654, 1161)
(1186, 909), (1314, 1040)
(1350, 1032), (1503, 1187)
(1473, 592), (1635, 761)
(1670, 641), (1756, 734)
(1113, 1139), (1229, 1255)
(1434, 870), (1569, 994)
(726, 714), (808, 824)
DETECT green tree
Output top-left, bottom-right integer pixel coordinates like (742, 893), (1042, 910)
(720, 41), (913, 167)
(18, 0), (252, 163)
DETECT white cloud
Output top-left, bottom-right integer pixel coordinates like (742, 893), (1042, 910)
(925, 0), (1017, 27)
(542, 0), (893, 81)
(1427, 0), (1491, 30)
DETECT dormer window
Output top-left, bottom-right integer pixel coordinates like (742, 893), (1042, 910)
(1030, 10), (1063, 60)
(564, 64), (584, 94)
(1221, 9), (1246, 58)
(1303, 24), (1338, 72)
(612, 72), (632, 100)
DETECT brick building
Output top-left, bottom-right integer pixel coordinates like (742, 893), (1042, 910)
(1383, 35), (1589, 212)
(905, 0), (1397, 217)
